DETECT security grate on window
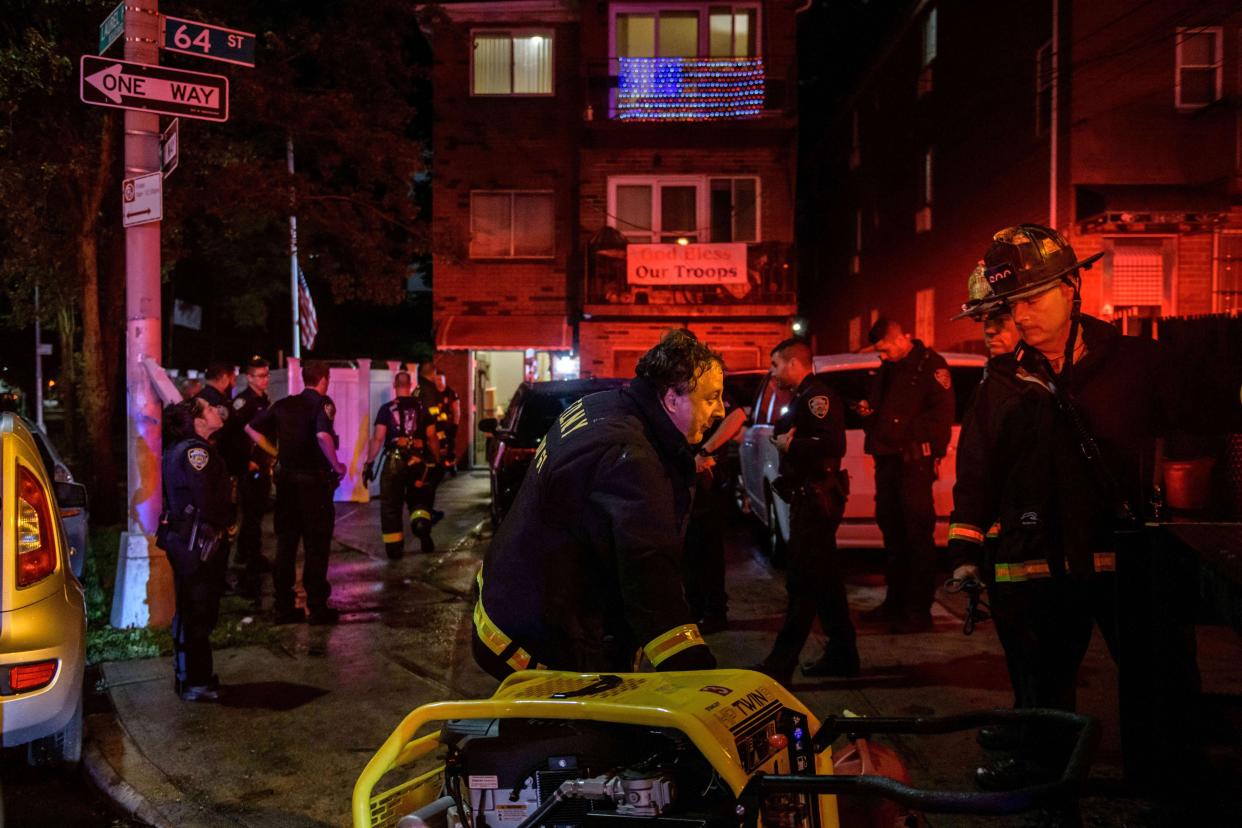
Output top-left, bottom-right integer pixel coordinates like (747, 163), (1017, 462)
(1111, 243), (1163, 307)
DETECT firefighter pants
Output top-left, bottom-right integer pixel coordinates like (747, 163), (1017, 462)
(274, 470), (335, 613)
(874, 455), (937, 617)
(766, 484), (855, 673)
(165, 537), (227, 691)
(380, 455), (435, 557)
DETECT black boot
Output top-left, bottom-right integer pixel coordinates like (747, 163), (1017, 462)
(802, 644), (861, 678)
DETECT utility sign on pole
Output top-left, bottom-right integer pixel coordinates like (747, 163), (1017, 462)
(98, 2), (125, 54)
(80, 55), (228, 122)
(122, 171), (163, 227)
(160, 15), (256, 67)
(161, 117), (179, 178)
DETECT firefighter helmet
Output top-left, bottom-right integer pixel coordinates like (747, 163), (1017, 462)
(976, 224), (1102, 305)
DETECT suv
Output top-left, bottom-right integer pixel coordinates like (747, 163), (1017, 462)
(739, 352), (987, 555)
(479, 378), (628, 525)
(1, 413), (87, 766)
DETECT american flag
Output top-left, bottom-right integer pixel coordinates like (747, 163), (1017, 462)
(297, 266), (319, 350)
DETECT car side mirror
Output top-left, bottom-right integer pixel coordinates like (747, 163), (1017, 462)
(478, 417), (498, 435)
(54, 481), (88, 509)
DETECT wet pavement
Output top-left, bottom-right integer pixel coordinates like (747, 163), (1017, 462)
(83, 471), (1242, 827)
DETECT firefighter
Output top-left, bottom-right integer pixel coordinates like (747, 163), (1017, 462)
(158, 397), (234, 701)
(947, 224), (1176, 792)
(473, 329), (725, 680)
(755, 338), (858, 683)
(363, 371), (441, 559)
(858, 318), (954, 633)
(434, 371), (461, 474)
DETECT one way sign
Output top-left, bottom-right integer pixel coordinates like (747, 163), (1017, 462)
(80, 55), (228, 122)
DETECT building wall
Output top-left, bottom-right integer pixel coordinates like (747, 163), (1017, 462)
(579, 319), (787, 378)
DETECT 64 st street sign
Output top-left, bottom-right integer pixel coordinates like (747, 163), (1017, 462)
(80, 55), (228, 122)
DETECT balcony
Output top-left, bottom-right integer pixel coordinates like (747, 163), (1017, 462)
(583, 239), (796, 317)
(610, 57), (766, 122)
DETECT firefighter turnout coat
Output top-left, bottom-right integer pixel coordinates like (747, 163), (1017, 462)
(475, 376), (716, 676)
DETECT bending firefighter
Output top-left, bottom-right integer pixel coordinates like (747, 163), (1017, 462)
(473, 329), (726, 679)
(364, 371), (442, 559)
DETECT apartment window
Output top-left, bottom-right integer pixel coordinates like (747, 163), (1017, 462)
(849, 110), (861, 170)
(1035, 40), (1053, 136)
(915, 288), (935, 346)
(472, 31), (553, 95)
(1175, 27), (1222, 109)
(918, 7), (937, 96)
(1111, 239), (1165, 308)
(1216, 232), (1242, 314)
(609, 175), (760, 243)
(915, 149), (933, 233)
(614, 4), (761, 58)
(851, 208), (862, 274)
(470, 191), (555, 258)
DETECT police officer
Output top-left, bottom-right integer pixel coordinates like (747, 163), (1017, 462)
(858, 318), (954, 633)
(231, 357), (272, 598)
(946, 224), (1176, 791)
(195, 362), (239, 573)
(473, 329), (724, 680)
(363, 371), (441, 559)
(245, 360), (346, 625)
(434, 371), (461, 474)
(755, 338), (858, 683)
(158, 397), (234, 701)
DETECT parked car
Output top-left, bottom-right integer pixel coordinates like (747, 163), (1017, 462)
(719, 368), (769, 512)
(739, 352), (987, 556)
(20, 418), (89, 579)
(479, 378), (629, 525)
(1, 412), (87, 767)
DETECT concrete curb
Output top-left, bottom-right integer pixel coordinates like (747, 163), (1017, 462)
(83, 713), (174, 828)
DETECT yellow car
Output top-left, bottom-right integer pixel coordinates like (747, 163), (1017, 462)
(0, 413), (87, 766)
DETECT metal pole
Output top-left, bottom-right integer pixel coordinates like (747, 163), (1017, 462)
(113, 0), (174, 628)
(34, 284), (43, 431)
(1049, 0), (1059, 229)
(288, 136), (301, 359)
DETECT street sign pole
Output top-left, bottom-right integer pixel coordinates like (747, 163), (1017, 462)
(34, 284), (43, 432)
(113, 0), (174, 629)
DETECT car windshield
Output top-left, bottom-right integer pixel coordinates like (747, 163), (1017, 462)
(724, 373), (765, 413)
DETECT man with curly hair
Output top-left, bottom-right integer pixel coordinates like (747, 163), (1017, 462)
(473, 329), (726, 679)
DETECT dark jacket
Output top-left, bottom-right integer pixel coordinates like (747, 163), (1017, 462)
(477, 376), (716, 674)
(249, 388), (338, 475)
(949, 316), (1176, 580)
(222, 386), (269, 476)
(863, 340), (954, 459)
(776, 373), (846, 482)
(163, 436), (234, 532)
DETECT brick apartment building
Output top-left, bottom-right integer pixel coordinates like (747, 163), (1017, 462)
(421, 0), (804, 465)
(804, 0), (1242, 354)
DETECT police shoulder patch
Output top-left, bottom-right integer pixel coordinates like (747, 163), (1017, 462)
(934, 368), (952, 389)
(233, 397), (246, 410)
(807, 395), (831, 418)
(187, 447), (209, 471)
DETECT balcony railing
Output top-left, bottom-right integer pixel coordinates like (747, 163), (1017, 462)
(612, 57), (766, 122)
(584, 240), (795, 312)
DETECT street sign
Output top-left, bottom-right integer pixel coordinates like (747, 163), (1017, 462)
(161, 118), (180, 178)
(37, 343), (53, 357)
(122, 171), (163, 227)
(99, 2), (124, 54)
(160, 15), (256, 67)
(80, 55), (229, 122)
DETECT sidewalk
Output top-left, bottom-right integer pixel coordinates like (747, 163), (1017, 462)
(86, 477), (1242, 826)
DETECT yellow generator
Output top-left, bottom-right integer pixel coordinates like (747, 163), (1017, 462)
(353, 670), (1097, 828)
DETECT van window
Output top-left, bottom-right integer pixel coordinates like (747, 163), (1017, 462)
(817, 364), (986, 427)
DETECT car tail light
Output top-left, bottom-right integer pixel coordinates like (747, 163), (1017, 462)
(500, 446), (536, 467)
(16, 465), (57, 587)
(9, 660), (58, 692)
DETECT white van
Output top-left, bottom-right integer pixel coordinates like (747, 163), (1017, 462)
(738, 352), (987, 555)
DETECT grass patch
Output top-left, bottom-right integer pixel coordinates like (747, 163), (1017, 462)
(83, 525), (285, 664)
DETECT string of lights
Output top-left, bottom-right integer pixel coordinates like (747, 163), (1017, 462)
(616, 57), (765, 121)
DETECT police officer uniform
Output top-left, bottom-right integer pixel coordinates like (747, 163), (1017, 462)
(374, 394), (438, 559)
(195, 383), (237, 565)
(227, 384), (271, 585)
(864, 339), (954, 629)
(159, 433), (233, 700)
(249, 387), (339, 623)
(473, 376), (716, 680)
(758, 374), (857, 681)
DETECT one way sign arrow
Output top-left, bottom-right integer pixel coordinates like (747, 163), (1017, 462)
(79, 55), (228, 122)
